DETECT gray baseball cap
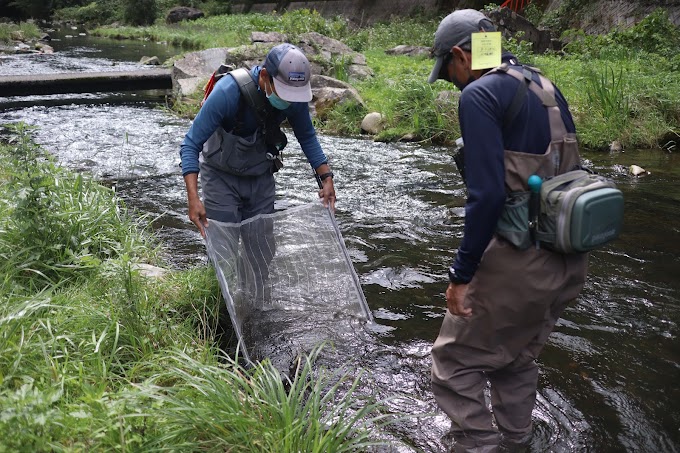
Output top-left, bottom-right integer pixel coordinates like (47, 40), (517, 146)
(264, 43), (313, 102)
(428, 9), (496, 83)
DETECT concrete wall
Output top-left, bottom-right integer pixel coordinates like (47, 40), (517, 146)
(576, 0), (680, 34)
(232, 0), (458, 24)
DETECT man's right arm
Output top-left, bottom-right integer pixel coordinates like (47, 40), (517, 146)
(179, 76), (240, 236)
(179, 76), (240, 175)
(184, 172), (208, 237)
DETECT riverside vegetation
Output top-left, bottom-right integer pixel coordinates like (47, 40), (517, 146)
(0, 124), (397, 451)
(3, 8), (679, 150)
(86, 7), (680, 152)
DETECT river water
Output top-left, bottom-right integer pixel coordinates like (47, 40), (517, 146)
(1, 27), (678, 452)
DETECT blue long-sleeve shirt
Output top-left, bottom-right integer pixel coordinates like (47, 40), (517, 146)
(180, 66), (327, 176)
(453, 53), (576, 282)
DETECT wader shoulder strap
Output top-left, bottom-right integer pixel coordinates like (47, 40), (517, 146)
(230, 68), (288, 154)
(503, 66), (532, 126)
(495, 65), (566, 142)
(229, 68), (271, 127)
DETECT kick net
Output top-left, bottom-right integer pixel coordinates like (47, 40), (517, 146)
(204, 201), (373, 372)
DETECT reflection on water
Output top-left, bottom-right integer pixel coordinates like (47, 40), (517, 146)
(0, 25), (180, 76)
(1, 33), (679, 452)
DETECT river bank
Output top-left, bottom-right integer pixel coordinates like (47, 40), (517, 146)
(87, 8), (680, 152)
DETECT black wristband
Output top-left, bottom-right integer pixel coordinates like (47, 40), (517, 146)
(319, 171), (334, 181)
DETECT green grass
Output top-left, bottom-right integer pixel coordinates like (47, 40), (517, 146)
(138, 347), (397, 451)
(91, 8), (352, 50)
(108, 9), (679, 150)
(0, 124), (402, 451)
(0, 21), (41, 43)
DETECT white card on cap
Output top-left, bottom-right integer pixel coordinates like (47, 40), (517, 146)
(471, 31), (502, 70)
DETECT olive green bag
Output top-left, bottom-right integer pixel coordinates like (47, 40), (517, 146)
(535, 169), (624, 253)
(496, 170), (624, 253)
(490, 64), (624, 254)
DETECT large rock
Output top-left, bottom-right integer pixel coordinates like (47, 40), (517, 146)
(295, 32), (373, 82)
(171, 47), (231, 97)
(361, 112), (385, 135)
(310, 74), (365, 119)
(166, 6), (204, 24)
(172, 32), (373, 98)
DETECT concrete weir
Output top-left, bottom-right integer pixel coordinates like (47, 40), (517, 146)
(0, 69), (173, 97)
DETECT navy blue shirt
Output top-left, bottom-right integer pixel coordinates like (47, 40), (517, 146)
(453, 53), (576, 282)
(180, 66), (327, 176)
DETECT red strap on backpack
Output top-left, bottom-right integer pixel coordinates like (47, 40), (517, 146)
(201, 71), (219, 107)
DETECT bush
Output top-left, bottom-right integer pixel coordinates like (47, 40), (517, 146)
(122, 0), (158, 25)
(561, 8), (680, 60)
(53, 2), (115, 25)
(0, 21), (41, 43)
(0, 123), (157, 291)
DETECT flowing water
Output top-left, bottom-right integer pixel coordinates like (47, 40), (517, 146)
(1, 28), (678, 452)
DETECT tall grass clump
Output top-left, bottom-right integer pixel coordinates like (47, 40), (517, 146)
(584, 65), (630, 127)
(0, 21), (41, 43)
(0, 123), (158, 292)
(357, 18), (436, 51)
(385, 75), (458, 143)
(141, 345), (397, 452)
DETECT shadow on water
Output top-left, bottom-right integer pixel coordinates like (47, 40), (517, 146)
(1, 33), (679, 452)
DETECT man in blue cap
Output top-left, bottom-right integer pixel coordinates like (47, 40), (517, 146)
(180, 43), (335, 236)
(427, 9), (589, 452)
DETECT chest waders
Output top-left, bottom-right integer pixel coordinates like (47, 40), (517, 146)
(202, 68), (285, 176)
(430, 65), (589, 450)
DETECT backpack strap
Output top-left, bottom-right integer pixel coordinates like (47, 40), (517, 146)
(229, 68), (271, 127)
(502, 65), (532, 126)
(230, 68), (288, 154)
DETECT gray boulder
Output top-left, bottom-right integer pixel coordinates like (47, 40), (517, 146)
(310, 74), (365, 119)
(166, 6), (204, 24)
(385, 45), (431, 57)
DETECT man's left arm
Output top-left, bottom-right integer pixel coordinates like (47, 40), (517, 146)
(287, 103), (336, 210)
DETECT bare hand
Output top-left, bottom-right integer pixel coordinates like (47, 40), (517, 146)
(188, 197), (208, 238)
(445, 282), (472, 317)
(318, 178), (336, 212)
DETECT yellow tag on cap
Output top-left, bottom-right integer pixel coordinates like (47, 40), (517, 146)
(471, 31), (501, 70)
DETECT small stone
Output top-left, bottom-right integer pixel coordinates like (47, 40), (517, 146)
(629, 164), (647, 176)
(610, 140), (623, 152)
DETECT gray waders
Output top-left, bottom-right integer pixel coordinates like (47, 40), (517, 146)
(199, 69), (280, 299)
(431, 67), (589, 452)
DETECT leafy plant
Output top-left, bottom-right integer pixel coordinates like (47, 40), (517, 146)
(584, 65), (630, 125)
(0, 123), (157, 291)
(122, 0), (158, 25)
(0, 21), (41, 43)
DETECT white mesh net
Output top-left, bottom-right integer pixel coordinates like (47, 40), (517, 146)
(204, 201), (373, 371)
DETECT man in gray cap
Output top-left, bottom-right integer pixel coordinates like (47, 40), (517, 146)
(427, 9), (589, 453)
(180, 43), (335, 235)
(179, 43), (336, 303)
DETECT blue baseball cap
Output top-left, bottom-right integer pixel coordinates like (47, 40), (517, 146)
(264, 43), (313, 102)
